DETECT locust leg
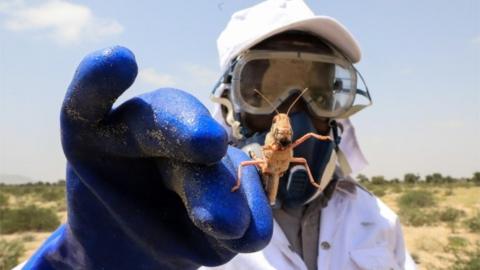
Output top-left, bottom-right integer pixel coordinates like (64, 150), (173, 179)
(232, 160), (265, 192)
(290, 157), (321, 189)
(291, 132), (331, 149)
(265, 173), (280, 206)
(248, 150), (258, 159)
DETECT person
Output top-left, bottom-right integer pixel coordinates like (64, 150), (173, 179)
(17, 0), (414, 269)
(203, 0), (416, 269)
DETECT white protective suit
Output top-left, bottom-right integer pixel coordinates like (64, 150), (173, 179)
(206, 0), (417, 269)
(201, 179), (416, 270)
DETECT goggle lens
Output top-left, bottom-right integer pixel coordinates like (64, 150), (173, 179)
(237, 57), (356, 117)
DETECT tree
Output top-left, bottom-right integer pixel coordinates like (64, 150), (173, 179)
(356, 174), (369, 183)
(390, 178), (400, 184)
(404, 173), (420, 184)
(432, 173), (443, 183)
(443, 175), (455, 183)
(371, 176), (386, 185)
(472, 172), (480, 186)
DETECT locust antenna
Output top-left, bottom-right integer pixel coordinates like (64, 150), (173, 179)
(253, 89), (280, 114)
(286, 88), (309, 115)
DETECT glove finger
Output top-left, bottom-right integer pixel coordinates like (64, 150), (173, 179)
(219, 147), (273, 252)
(62, 46), (137, 125)
(158, 152), (251, 240)
(112, 88), (227, 164)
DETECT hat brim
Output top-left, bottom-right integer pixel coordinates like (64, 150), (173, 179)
(234, 16), (361, 64)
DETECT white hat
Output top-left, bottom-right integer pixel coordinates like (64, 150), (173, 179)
(217, 0), (361, 72)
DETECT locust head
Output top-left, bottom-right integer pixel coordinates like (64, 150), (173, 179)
(253, 88), (309, 149)
(271, 114), (293, 148)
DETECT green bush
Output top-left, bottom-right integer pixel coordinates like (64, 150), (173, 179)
(391, 185), (403, 193)
(399, 208), (438, 227)
(0, 193), (8, 208)
(371, 176), (386, 185)
(371, 188), (386, 197)
(445, 236), (469, 253)
(397, 190), (436, 209)
(472, 172), (480, 186)
(39, 187), (65, 202)
(0, 239), (25, 270)
(0, 205), (60, 234)
(439, 207), (467, 232)
(449, 241), (480, 270)
(1, 184), (65, 206)
(439, 207), (466, 223)
(464, 212), (480, 233)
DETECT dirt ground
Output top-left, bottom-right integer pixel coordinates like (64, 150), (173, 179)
(382, 186), (480, 269)
(3, 186), (480, 269)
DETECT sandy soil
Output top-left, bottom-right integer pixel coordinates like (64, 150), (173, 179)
(3, 186), (480, 269)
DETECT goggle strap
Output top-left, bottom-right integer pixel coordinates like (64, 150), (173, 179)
(211, 59), (238, 95)
(356, 89), (369, 98)
(355, 67), (372, 102)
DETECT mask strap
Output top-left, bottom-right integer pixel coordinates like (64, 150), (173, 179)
(210, 95), (244, 140)
(330, 120), (352, 176)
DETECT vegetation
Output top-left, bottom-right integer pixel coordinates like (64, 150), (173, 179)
(0, 181), (65, 202)
(397, 190), (436, 209)
(0, 239), (25, 270)
(0, 180), (64, 235)
(0, 193), (7, 208)
(473, 172), (480, 186)
(464, 212), (480, 233)
(404, 173), (420, 184)
(0, 174), (478, 269)
(445, 238), (480, 270)
(0, 205), (60, 234)
(438, 207), (466, 233)
(399, 208), (438, 227)
(356, 171), (479, 185)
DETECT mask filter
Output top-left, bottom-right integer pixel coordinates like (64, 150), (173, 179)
(281, 165), (310, 207)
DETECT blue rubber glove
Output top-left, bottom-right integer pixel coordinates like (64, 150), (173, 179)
(23, 46), (273, 270)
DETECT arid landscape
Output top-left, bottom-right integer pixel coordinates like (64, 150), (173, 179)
(1, 174), (479, 270)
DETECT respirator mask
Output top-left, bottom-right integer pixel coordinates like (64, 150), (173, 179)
(237, 110), (345, 208)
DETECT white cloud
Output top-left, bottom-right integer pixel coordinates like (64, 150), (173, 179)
(1, 0), (123, 43)
(183, 64), (219, 88)
(138, 68), (176, 87)
(0, 0), (23, 13)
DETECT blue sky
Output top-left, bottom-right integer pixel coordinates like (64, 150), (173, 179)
(0, 0), (479, 181)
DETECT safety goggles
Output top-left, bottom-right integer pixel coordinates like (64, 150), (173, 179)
(223, 50), (371, 118)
